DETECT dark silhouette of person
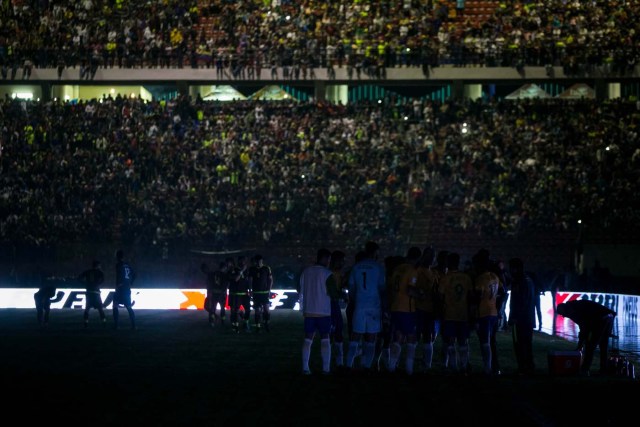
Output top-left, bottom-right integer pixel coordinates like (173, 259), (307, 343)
(507, 257), (536, 375)
(556, 299), (616, 375)
(34, 278), (63, 328)
(78, 260), (107, 327)
(113, 249), (136, 330)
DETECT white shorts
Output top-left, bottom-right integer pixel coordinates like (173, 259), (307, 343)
(352, 308), (381, 334)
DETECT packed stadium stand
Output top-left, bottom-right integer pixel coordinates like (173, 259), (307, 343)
(1, 1), (639, 291)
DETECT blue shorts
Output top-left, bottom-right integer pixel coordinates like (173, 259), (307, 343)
(391, 311), (417, 336)
(304, 316), (332, 335)
(477, 315), (498, 344)
(416, 309), (440, 338)
(352, 308), (381, 334)
(442, 320), (470, 342)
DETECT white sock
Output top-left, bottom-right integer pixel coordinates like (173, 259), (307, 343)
(362, 341), (376, 369)
(405, 343), (417, 375)
(302, 338), (312, 372)
(333, 342), (344, 367)
(346, 341), (359, 368)
(321, 338), (331, 373)
(423, 342), (433, 369)
(481, 342), (491, 374)
(389, 342), (402, 372)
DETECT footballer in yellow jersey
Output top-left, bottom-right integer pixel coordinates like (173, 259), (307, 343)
(474, 266), (501, 375)
(439, 252), (473, 373)
(388, 247), (422, 374)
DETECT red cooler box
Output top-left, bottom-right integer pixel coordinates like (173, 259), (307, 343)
(548, 350), (582, 375)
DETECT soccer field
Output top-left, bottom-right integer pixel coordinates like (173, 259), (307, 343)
(1, 308), (636, 426)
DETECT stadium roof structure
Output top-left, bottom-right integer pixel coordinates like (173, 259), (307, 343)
(248, 85), (298, 101)
(202, 85), (247, 101)
(557, 83), (596, 99)
(505, 83), (552, 99)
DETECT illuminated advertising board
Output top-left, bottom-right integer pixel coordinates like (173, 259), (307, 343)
(0, 289), (300, 310)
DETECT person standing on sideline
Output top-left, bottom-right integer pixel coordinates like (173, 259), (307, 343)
(507, 257), (536, 375)
(34, 275), (62, 328)
(556, 299), (617, 375)
(471, 250), (501, 375)
(439, 252), (474, 374)
(229, 256), (253, 333)
(388, 247), (422, 375)
(202, 261), (229, 327)
(345, 241), (386, 371)
(328, 250), (348, 369)
(78, 260), (107, 328)
(113, 249), (136, 330)
(249, 254), (273, 332)
(299, 248), (334, 375)
(345, 251), (366, 339)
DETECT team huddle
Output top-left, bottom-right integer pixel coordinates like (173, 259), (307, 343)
(298, 241), (524, 376)
(201, 254), (274, 333)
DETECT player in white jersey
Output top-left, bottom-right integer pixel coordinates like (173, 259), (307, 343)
(299, 248), (334, 375)
(345, 241), (386, 371)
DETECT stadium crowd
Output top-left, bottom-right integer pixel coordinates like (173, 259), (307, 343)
(0, 0), (638, 78)
(1, 94), (639, 253)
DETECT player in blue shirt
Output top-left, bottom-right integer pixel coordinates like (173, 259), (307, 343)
(113, 249), (136, 330)
(345, 241), (386, 371)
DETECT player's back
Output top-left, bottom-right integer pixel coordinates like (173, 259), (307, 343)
(440, 270), (473, 322)
(253, 265), (272, 292)
(415, 266), (437, 313)
(116, 260), (135, 288)
(475, 271), (499, 317)
(348, 258), (385, 312)
(299, 264), (332, 316)
(390, 262), (419, 313)
(212, 269), (229, 293)
(82, 268), (104, 292)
